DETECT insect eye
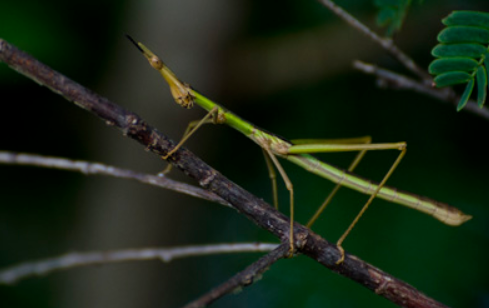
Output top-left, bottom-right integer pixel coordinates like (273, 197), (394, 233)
(150, 57), (163, 70)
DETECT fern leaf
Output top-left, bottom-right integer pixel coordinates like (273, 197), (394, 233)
(429, 10), (489, 110)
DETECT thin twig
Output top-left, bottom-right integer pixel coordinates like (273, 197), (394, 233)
(317, 0), (431, 81)
(181, 244), (289, 308)
(0, 243), (278, 285)
(0, 151), (231, 207)
(0, 38), (449, 308)
(353, 60), (489, 121)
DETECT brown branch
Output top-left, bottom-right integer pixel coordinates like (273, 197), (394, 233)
(0, 38), (449, 308)
(353, 60), (489, 121)
(0, 243), (278, 285)
(181, 244), (289, 308)
(0, 151), (231, 207)
(317, 0), (431, 81)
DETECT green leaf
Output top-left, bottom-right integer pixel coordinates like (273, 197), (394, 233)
(442, 11), (489, 30)
(374, 0), (412, 36)
(457, 79), (474, 111)
(476, 65), (487, 107)
(376, 7), (396, 26)
(428, 58), (479, 74)
(431, 43), (487, 58)
(433, 72), (472, 87)
(438, 26), (489, 44)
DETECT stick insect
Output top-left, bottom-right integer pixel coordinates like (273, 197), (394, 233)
(126, 36), (471, 261)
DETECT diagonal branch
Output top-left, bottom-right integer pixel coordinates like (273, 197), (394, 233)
(353, 60), (489, 121)
(0, 243), (278, 285)
(0, 38), (448, 308)
(181, 243), (289, 308)
(0, 151), (231, 207)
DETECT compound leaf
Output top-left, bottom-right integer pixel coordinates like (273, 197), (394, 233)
(429, 10), (489, 110)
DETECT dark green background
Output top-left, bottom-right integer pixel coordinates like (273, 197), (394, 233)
(1, 1), (488, 307)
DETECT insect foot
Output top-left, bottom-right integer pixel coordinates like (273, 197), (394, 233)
(335, 246), (346, 265)
(286, 227), (308, 258)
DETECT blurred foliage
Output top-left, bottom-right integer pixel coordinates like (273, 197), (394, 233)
(374, 0), (414, 36)
(1, 0), (489, 308)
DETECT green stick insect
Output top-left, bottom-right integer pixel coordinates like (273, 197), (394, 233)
(126, 36), (471, 261)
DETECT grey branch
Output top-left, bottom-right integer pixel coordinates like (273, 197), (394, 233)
(353, 60), (489, 121)
(0, 151), (231, 207)
(181, 244), (289, 308)
(317, 0), (431, 81)
(0, 243), (278, 285)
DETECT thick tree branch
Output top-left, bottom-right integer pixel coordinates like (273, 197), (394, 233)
(0, 243), (278, 285)
(0, 38), (448, 308)
(0, 151), (231, 207)
(353, 60), (489, 121)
